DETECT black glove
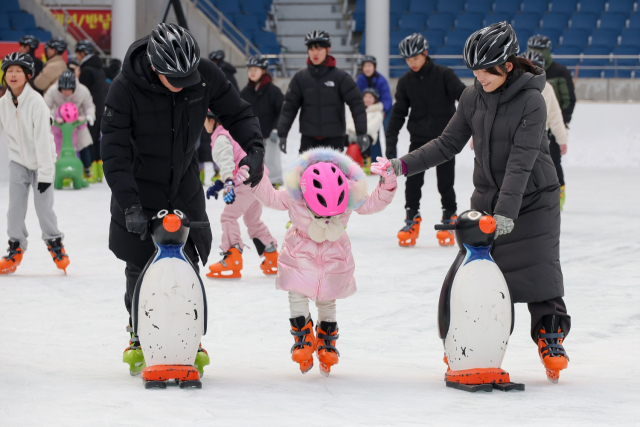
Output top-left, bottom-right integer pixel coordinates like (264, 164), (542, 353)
(37, 182), (51, 193)
(279, 136), (287, 154)
(385, 143), (397, 159)
(238, 145), (265, 188)
(356, 134), (371, 152)
(124, 205), (149, 241)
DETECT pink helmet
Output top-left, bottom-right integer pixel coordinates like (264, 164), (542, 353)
(300, 162), (349, 216)
(59, 102), (78, 123)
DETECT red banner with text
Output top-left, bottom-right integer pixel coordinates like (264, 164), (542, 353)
(50, 8), (112, 52)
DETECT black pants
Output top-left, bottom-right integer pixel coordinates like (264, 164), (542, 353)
(299, 135), (345, 154)
(405, 140), (457, 213)
(549, 134), (565, 186)
(89, 114), (102, 162)
(527, 296), (571, 343)
(124, 239), (199, 318)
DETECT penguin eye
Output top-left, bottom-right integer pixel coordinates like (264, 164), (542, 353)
(157, 209), (169, 218)
(468, 211), (481, 220)
(173, 209), (185, 218)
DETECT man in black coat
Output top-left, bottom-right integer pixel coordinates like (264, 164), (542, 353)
(386, 33), (466, 246)
(76, 40), (109, 181)
(209, 50), (238, 90)
(101, 24), (264, 331)
(276, 30), (368, 154)
(18, 35), (43, 80)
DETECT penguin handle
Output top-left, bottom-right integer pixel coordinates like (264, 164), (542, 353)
(434, 224), (456, 231)
(188, 221), (210, 229)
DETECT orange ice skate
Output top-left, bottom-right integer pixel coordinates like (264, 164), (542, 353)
(290, 316), (316, 374)
(398, 208), (421, 247)
(0, 240), (23, 275)
(46, 238), (69, 273)
(437, 210), (457, 246)
(207, 245), (243, 278)
(316, 321), (339, 376)
(537, 316), (569, 383)
(254, 239), (278, 275)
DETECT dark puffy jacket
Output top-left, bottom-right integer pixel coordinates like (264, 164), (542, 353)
(545, 60), (576, 124)
(386, 58), (465, 153)
(277, 56), (367, 139)
(79, 54), (108, 115)
(26, 52), (43, 80)
(356, 71), (393, 114)
(240, 73), (284, 138)
(218, 60), (238, 90)
(401, 70), (563, 303)
(101, 36), (263, 268)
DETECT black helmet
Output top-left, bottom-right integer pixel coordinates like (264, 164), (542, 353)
(58, 69), (76, 91)
(361, 55), (377, 66)
(75, 39), (96, 55)
(108, 58), (122, 69)
(67, 57), (80, 68)
(520, 50), (545, 69)
(463, 21), (519, 70)
(246, 54), (269, 69)
(399, 33), (428, 58)
(363, 87), (380, 101)
(206, 109), (218, 120)
(209, 50), (225, 61)
(527, 34), (552, 50)
(147, 23), (201, 88)
(304, 30), (331, 47)
(45, 37), (68, 54)
(1, 52), (34, 76)
(19, 35), (39, 51)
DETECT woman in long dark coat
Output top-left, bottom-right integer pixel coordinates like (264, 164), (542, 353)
(392, 22), (570, 383)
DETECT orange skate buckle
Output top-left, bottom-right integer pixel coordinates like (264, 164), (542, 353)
(141, 365), (201, 389)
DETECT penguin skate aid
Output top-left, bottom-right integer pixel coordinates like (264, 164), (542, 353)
(124, 210), (211, 389)
(247, 148), (397, 376)
(205, 119), (279, 279)
(433, 211), (527, 392)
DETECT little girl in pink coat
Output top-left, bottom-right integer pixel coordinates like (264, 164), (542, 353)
(248, 147), (397, 375)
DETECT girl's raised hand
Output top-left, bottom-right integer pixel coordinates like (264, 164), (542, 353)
(370, 157), (397, 186)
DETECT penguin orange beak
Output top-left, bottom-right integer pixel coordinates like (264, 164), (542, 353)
(162, 214), (182, 232)
(479, 216), (496, 234)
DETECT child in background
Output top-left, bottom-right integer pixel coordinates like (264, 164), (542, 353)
(205, 114), (278, 279)
(44, 70), (96, 177)
(198, 110), (220, 184)
(346, 87), (385, 172)
(248, 148), (397, 375)
(0, 53), (69, 275)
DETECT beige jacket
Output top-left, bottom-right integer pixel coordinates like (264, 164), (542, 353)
(44, 82), (96, 151)
(542, 82), (568, 146)
(346, 101), (384, 142)
(33, 55), (68, 93)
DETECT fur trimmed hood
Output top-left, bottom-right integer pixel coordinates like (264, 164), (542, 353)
(284, 147), (368, 211)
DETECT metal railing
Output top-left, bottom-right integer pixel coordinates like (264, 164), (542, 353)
(189, 0), (262, 57)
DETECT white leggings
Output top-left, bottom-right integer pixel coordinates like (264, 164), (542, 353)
(288, 291), (336, 323)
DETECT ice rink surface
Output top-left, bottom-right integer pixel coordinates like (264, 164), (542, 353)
(0, 104), (639, 426)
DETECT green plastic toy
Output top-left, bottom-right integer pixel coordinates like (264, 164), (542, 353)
(53, 119), (88, 190)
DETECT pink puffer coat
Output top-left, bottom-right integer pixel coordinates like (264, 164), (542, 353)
(252, 148), (396, 301)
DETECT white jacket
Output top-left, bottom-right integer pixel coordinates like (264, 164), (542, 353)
(0, 84), (57, 183)
(542, 82), (568, 146)
(346, 102), (384, 142)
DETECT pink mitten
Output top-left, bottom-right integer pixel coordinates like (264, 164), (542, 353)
(370, 157), (397, 187)
(233, 165), (250, 186)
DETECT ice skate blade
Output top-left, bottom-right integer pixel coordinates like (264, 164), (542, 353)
(446, 381), (493, 392)
(178, 379), (202, 389)
(143, 380), (167, 389)
(297, 360), (313, 374)
(492, 382), (525, 392)
(206, 271), (242, 279)
(129, 370), (141, 377)
(398, 239), (417, 247)
(319, 368), (330, 377)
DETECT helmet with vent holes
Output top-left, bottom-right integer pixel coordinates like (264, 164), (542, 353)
(300, 162), (349, 216)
